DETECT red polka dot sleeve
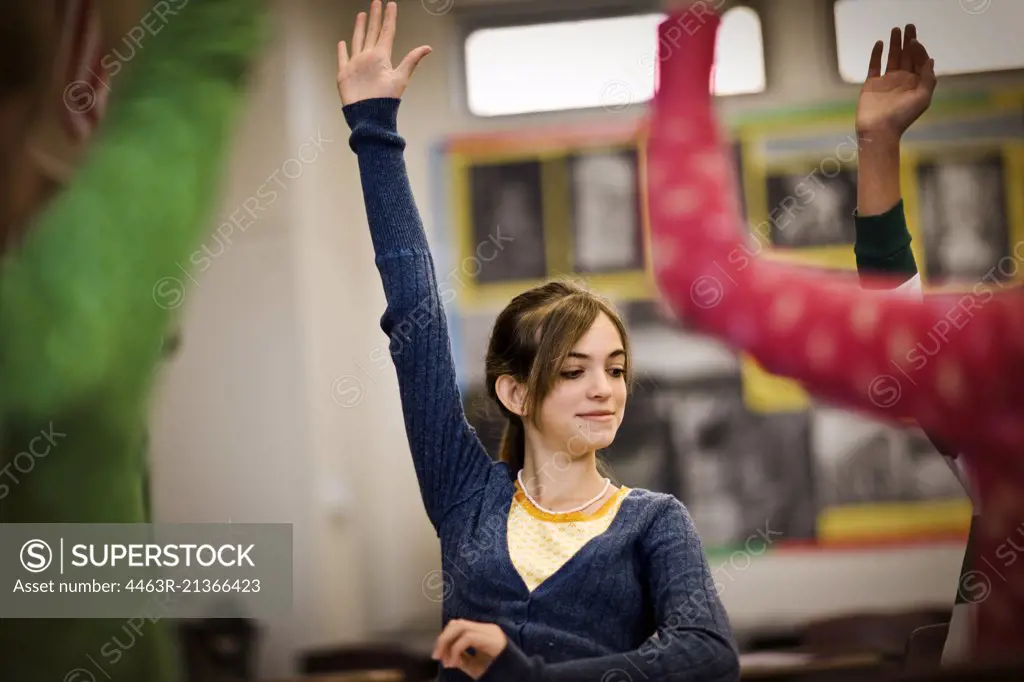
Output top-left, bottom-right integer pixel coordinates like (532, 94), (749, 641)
(647, 10), (1024, 661)
(647, 10), (1024, 465)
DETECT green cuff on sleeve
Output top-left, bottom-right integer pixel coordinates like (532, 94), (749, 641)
(854, 199), (918, 282)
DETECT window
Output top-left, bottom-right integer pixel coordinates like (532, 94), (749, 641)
(834, 0), (1024, 82)
(464, 7), (766, 117)
(710, 7), (766, 97)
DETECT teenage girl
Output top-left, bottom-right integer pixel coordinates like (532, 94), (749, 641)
(336, 2), (739, 680)
(646, 7), (1023, 662)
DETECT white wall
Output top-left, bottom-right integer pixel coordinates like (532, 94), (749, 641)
(147, 0), (1023, 677)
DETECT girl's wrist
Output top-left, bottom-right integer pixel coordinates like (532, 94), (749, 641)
(856, 127), (901, 149)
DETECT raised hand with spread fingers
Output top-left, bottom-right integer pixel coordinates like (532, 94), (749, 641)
(336, 0), (432, 106)
(855, 23), (937, 143)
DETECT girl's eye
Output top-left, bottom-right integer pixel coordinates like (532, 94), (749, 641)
(609, 367), (625, 378)
(560, 369), (584, 380)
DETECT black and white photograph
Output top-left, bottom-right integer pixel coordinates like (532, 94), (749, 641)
(765, 166), (858, 248)
(663, 378), (817, 548)
(916, 153), (1009, 284)
(568, 149), (645, 273)
(599, 386), (681, 496)
(813, 412), (902, 507)
(469, 160), (548, 283)
(902, 430), (971, 502)
(812, 409), (968, 508)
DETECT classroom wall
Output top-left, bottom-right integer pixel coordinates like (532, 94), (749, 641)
(143, 0), (1024, 677)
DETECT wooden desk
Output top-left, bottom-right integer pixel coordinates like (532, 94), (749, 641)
(741, 651), (888, 680)
(269, 671), (404, 682)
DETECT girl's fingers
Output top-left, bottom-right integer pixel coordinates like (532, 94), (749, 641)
(433, 620), (468, 661)
(867, 40), (883, 79)
(396, 45), (432, 82)
(921, 57), (937, 93)
(899, 24), (916, 71)
(377, 1), (398, 56)
(904, 23), (917, 47)
(911, 36), (931, 73)
(351, 11), (366, 54)
(885, 26), (902, 74)
(337, 40), (349, 69)
(365, 0), (384, 49)
(447, 631), (480, 667)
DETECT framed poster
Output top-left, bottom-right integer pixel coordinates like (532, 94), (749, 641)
(468, 160), (548, 283)
(567, 148), (645, 273)
(916, 152), (1010, 285)
(599, 386), (680, 496)
(664, 378), (817, 549)
(764, 166), (858, 249)
(812, 409), (972, 545)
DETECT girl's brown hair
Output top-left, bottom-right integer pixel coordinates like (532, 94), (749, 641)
(484, 278), (632, 474)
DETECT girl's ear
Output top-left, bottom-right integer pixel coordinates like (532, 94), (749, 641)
(495, 374), (527, 417)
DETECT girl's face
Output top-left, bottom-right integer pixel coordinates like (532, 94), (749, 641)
(535, 312), (628, 458)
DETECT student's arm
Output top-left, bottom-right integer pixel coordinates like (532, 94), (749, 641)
(853, 23), (932, 291)
(854, 137), (918, 291)
(0, 0), (269, 418)
(855, 136), (976, 482)
(646, 10), (1023, 458)
(855, 136), (903, 220)
(446, 498), (740, 682)
(854, 199), (919, 291)
(339, 2), (494, 532)
(852, 55), (977, 499)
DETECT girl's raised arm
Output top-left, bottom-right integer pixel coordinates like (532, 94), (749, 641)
(338, 0), (496, 532)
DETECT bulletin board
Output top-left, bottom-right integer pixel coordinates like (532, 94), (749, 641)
(434, 88), (1024, 553)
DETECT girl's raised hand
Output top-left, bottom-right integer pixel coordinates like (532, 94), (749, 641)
(336, 0), (432, 106)
(855, 24), (936, 141)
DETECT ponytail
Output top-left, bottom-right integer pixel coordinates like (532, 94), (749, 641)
(498, 417), (526, 474)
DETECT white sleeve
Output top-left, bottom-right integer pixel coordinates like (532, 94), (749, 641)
(943, 455), (978, 506)
(894, 272), (922, 297)
(890, 273), (976, 503)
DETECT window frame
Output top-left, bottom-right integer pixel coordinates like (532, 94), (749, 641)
(454, 0), (768, 120)
(826, 0), (1024, 87)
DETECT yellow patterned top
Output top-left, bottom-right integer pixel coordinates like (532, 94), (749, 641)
(508, 482), (632, 592)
